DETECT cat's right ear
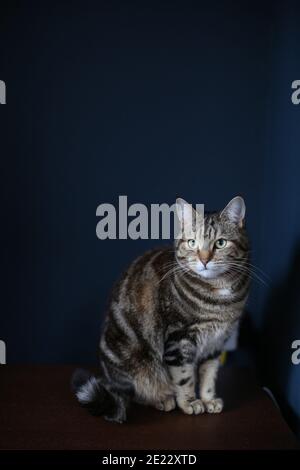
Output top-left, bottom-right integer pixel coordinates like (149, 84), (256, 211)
(176, 198), (197, 238)
(221, 196), (246, 228)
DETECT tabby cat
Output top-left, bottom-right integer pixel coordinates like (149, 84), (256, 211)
(72, 196), (250, 423)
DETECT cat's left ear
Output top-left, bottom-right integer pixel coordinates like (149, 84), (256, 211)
(175, 198), (201, 238)
(221, 196), (246, 228)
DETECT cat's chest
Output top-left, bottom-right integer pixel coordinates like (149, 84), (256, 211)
(193, 324), (228, 358)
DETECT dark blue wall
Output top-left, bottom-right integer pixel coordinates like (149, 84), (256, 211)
(1, 0), (299, 434)
(254, 0), (300, 436)
(1, 0), (269, 362)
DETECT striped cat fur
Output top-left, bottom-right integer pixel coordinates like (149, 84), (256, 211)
(72, 196), (250, 422)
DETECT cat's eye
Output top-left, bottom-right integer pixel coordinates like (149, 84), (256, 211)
(215, 238), (227, 249)
(188, 239), (197, 249)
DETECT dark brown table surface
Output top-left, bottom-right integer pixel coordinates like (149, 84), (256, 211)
(0, 365), (298, 450)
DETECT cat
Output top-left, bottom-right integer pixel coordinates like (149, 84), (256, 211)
(72, 196), (250, 423)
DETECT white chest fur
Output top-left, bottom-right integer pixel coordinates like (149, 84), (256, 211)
(195, 325), (227, 360)
(216, 288), (231, 297)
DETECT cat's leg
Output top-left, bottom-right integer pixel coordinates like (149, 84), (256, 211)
(154, 395), (176, 412)
(136, 393), (176, 412)
(169, 363), (205, 415)
(165, 338), (204, 415)
(135, 381), (176, 412)
(132, 359), (176, 412)
(198, 357), (223, 413)
(99, 360), (135, 423)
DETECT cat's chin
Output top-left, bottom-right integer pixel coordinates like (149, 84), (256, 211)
(197, 270), (219, 280)
(192, 267), (226, 280)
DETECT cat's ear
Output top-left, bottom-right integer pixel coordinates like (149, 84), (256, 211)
(176, 198), (200, 238)
(221, 196), (246, 227)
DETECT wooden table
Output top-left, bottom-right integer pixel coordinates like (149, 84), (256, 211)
(0, 365), (298, 450)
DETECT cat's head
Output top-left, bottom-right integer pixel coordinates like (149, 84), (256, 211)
(175, 196), (249, 280)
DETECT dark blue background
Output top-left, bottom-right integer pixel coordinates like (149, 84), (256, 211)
(1, 1), (300, 435)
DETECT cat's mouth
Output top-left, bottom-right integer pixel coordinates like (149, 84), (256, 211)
(175, 256), (228, 280)
(189, 260), (228, 279)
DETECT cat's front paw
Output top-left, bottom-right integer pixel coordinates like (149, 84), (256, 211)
(155, 396), (176, 412)
(178, 399), (205, 415)
(203, 397), (224, 413)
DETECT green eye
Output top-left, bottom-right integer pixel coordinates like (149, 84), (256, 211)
(215, 238), (227, 249)
(188, 239), (197, 249)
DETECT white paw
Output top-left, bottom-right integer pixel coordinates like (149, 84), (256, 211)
(179, 399), (205, 415)
(204, 397), (224, 413)
(155, 396), (176, 412)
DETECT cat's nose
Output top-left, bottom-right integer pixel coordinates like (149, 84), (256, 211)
(199, 250), (212, 267)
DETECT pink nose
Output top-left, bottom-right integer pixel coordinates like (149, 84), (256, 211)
(199, 250), (212, 267)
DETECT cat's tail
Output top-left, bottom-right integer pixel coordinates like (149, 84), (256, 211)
(71, 368), (129, 423)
